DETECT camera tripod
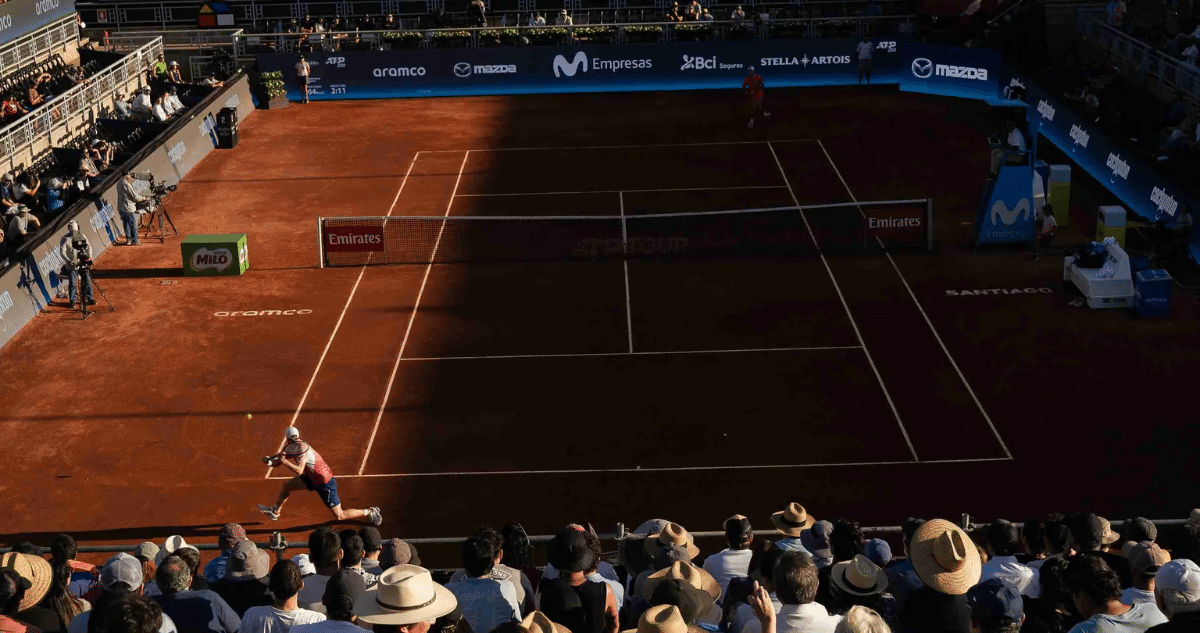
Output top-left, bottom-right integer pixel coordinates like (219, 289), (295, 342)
(139, 197), (178, 243)
(77, 267), (114, 319)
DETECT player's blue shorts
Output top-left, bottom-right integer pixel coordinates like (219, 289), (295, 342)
(302, 474), (340, 508)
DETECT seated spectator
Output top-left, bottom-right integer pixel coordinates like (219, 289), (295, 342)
(354, 565), (458, 631)
(91, 140), (114, 171)
(685, 0), (701, 19)
(449, 527), (530, 614)
(1021, 519), (1048, 566)
(358, 529), (383, 576)
(642, 562), (720, 625)
(731, 5), (745, 22)
(827, 556), (897, 628)
(166, 62), (183, 83)
(297, 528), (342, 614)
(200, 75), (224, 88)
(726, 544), (781, 633)
(290, 571), (363, 633)
(1023, 557), (1080, 633)
(771, 503), (816, 555)
(1124, 520), (1158, 545)
(501, 523), (538, 590)
(337, 532), (377, 590)
(168, 548), (207, 594)
(1, 173), (20, 215)
(27, 77), (47, 108)
(40, 563), (90, 633)
(1068, 515), (1131, 589)
(766, 551), (842, 633)
(16, 172), (40, 211)
(884, 518), (925, 612)
(3, 95), (28, 123)
(102, 594), (164, 633)
(967, 578), (1024, 633)
(556, 9), (572, 25)
(528, 12), (545, 26)
(132, 87), (153, 118)
(863, 540), (891, 571)
(1183, 40), (1199, 65)
(68, 554), (179, 633)
(1122, 543), (1170, 607)
(210, 542), (271, 618)
(6, 205), (40, 247)
(134, 544), (160, 598)
(700, 9), (713, 20)
(378, 539), (420, 571)
(152, 95), (170, 122)
(980, 520), (1040, 597)
(150, 556), (240, 633)
(833, 605), (888, 633)
(44, 178), (69, 214)
(446, 536), (519, 633)
(900, 519), (980, 633)
(80, 153), (102, 188)
(241, 560), (325, 633)
(1031, 514), (1071, 571)
(807, 523), (835, 570)
(816, 520), (866, 610)
(703, 515), (755, 595)
(1064, 555), (1165, 632)
(113, 92), (132, 119)
(1, 552), (55, 633)
(666, 8), (682, 22)
(165, 88), (185, 116)
(49, 536), (99, 604)
(1148, 560), (1200, 632)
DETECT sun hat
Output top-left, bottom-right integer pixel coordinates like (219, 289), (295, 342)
(771, 503), (816, 537)
(967, 578), (1023, 629)
(648, 579), (709, 624)
(354, 564), (458, 625)
(133, 542), (160, 562)
(1127, 541), (1170, 576)
(643, 523), (700, 560)
(155, 535), (195, 565)
(830, 555), (889, 597)
(642, 561), (721, 602)
(292, 553), (316, 576)
(523, 611), (571, 633)
(101, 553), (143, 590)
(226, 540), (269, 581)
(909, 519), (981, 595)
(632, 519), (671, 537)
(621, 605), (689, 633)
(550, 526), (598, 572)
(863, 539), (892, 568)
(0, 552), (51, 610)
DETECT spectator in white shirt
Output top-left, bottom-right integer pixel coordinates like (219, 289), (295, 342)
(290, 571), (365, 633)
(731, 5), (746, 25)
(132, 86), (152, 118)
(152, 95), (170, 122)
(241, 560), (326, 633)
(1121, 542), (1170, 607)
(856, 37), (873, 84)
(703, 516), (755, 595)
(980, 520), (1041, 598)
(730, 545), (784, 633)
(528, 12), (545, 25)
(165, 88), (185, 115)
(297, 528), (342, 615)
(556, 9), (573, 25)
(990, 119), (1026, 177)
(745, 551), (842, 633)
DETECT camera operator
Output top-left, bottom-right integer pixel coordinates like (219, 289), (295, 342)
(60, 220), (94, 307)
(119, 172), (146, 246)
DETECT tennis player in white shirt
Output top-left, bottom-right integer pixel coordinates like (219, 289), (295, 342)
(296, 55), (311, 104)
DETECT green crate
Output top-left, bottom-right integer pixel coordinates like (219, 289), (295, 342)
(181, 234), (249, 276)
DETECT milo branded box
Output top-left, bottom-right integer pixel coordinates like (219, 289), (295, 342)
(181, 234), (249, 276)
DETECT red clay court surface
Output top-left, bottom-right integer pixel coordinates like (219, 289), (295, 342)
(2, 87), (1198, 553)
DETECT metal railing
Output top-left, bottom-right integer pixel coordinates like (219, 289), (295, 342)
(107, 27), (246, 51)
(234, 15), (913, 53)
(0, 36), (163, 173)
(0, 16), (80, 80)
(1076, 8), (1200, 102)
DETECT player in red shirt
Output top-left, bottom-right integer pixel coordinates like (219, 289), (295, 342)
(743, 66), (771, 128)
(258, 426), (382, 525)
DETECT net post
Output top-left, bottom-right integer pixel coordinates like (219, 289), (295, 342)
(317, 216), (325, 268)
(925, 198), (934, 251)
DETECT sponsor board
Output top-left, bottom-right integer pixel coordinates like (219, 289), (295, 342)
(1037, 100), (1055, 121)
(454, 62), (517, 77)
(553, 51), (652, 78)
(191, 246), (234, 272)
(865, 207), (925, 246)
(759, 55), (850, 67)
(1069, 124), (1089, 151)
(990, 198), (1031, 227)
(167, 140), (186, 164)
(945, 288), (1054, 296)
(0, 290), (11, 331)
(89, 199), (116, 233)
(327, 56), (347, 68)
(1151, 186), (1179, 217)
(374, 66), (426, 77)
(680, 55), (744, 71)
(214, 309), (313, 317)
(1106, 153), (1130, 182)
(325, 225), (385, 252)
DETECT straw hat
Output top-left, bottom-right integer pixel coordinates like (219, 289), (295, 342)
(908, 519), (981, 595)
(830, 555), (889, 597)
(155, 535), (196, 565)
(642, 561), (721, 602)
(354, 564), (458, 625)
(771, 503), (815, 537)
(523, 611), (571, 633)
(621, 605), (688, 633)
(0, 552), (52, 611)
(644, 523), (700, 560)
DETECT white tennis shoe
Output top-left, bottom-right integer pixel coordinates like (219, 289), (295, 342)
(369, 507), (383, 526)
(748, 119), (755, 128)
(257, 504), (280, 520)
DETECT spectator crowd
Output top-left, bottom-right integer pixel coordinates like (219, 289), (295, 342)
(4, 507), (1200, 633)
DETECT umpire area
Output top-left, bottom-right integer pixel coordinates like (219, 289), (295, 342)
(1, 87), (1197, 542)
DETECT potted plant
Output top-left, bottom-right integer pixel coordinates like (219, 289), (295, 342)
(260, 71), (289, 109)
(383, 30), (426, 49)
(622, 24), (662, 43)
(572, 25), (616, 42)
(479, 27), (520, 45)
(431, 29), (473, 47)
(526, 26), (568, 44)
(673, 22), (713, 41)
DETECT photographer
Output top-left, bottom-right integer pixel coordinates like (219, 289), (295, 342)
(119, 172), (146, 246)
(60, 220), (94, 307)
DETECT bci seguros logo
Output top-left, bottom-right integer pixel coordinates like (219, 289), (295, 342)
(191, 247), (234, 272)
(680, 56), (743, 71)
(552, 51), (651, 78)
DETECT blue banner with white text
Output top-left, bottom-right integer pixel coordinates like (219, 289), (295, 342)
(899, 42), (1002, 103)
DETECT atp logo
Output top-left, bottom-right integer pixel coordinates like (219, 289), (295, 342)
(911, 58), (933, 79)
(875, 41), (897, 53)
(990, 199), (1030, 226)
(553, 52), (588, 77)
(327, 56), (346, 68)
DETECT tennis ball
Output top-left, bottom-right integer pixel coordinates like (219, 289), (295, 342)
(246, 413), (253, 420)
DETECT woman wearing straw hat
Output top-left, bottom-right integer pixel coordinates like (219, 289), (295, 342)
(898, 519), (981, 633)
(0, 552), (54, 632)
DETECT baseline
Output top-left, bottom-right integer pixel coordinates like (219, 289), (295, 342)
(455, 185), (788, 198)
(400, 345), (862, 362)
(417, 139), (819, 153)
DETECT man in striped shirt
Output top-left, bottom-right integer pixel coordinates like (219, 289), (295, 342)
(258, 427), (382, 525)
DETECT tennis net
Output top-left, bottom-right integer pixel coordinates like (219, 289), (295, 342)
(318, 199), (932, 267)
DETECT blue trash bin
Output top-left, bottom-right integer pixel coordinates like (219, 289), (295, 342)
(1135, 269), (1173, 318)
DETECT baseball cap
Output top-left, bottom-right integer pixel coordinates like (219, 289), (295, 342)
(324, 568), (366, 611)
(1127, 541), (1171, 576)
(221, 523), (248, 542)
(863, 538), (892, 568)
(1156, 560), (1200, 608)
(101, 553), (143, 590)
(380, 538), (419, 569)
(1124, 518), (1157, 543)
(360, 527), (383, 552)
(132, 542), (159, 562)
(292, 553), (317, 576)
(285, 427), (301, 440)
(967, 578), (1023, 628)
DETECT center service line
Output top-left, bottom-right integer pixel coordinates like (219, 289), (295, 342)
(619, 191), (634, 353)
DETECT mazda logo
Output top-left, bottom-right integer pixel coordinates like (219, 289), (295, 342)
(911, 58), (933, 79)
(454, 62), (472, 77)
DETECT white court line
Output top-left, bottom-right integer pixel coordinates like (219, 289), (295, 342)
(816, 140), (1014, 459)
(766, 141), (920, 463)
(267, 456), (1013, 479)
(357, 151), (472, 475)
(619, 191), (633, 353)
(401, 346), (862, 362)
(265, 152), (423, 479)
(418, 139), (819, 153)
(455, 185), (788, 197)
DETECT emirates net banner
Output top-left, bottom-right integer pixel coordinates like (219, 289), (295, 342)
(0, 0), (76, 45)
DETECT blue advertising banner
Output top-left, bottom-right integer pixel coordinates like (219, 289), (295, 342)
(0, 0), (76, 46)
(900, 42), (1001, 103)
(1021, 76), (1191, 223)
(258, 38), (904, 100)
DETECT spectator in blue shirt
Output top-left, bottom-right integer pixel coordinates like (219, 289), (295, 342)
(883, 518), (925, 612)
(46, 178), (68, 214)
(204, 524), (248, 585)
(445, 536), (520, 633)
(151, 556), (241, 633)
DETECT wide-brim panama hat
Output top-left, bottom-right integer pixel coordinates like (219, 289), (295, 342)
(0, 552), (52, 611)
(642, 561), (721, 602)
(355, 564), (458, 625)
(909, 519), (981, 595)
(771, 502), (816, 536)
(644, 523), (700, 560)
(523, 611), (571, 633)
(830, 555), (889, 597)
